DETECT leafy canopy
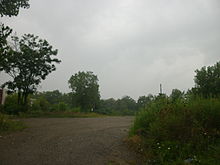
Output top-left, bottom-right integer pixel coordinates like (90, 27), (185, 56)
(137, 94), (153, 109)
(0, 0), (29, 17)
(194, 61), (220, 97)
(169, 89), (184, 102)
(0, 0), (29, 65)
(0, 24), (12, 60)
(0, 0), (29, 58)
(0, 34), (61, 105)
(68, 71), (100, 112)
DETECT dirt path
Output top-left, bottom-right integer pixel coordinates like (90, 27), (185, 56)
(0, 117), (142, 165)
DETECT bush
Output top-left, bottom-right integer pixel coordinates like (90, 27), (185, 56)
(70, 107), (81, 112)
(0, 104), (4, 113)
(4, 94), (26, 115)
(30, 97), (51, 111)
(0, 113), (25, 134)
(130, 97), (220, 164)
(58, 102), (67, 111)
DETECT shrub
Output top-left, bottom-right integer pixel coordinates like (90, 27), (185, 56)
(58, 102), (67, 111)
(0, 104), (4, 113)
(130, 97), (220, 164)
(48, 104), (57, 112)
(4, 94), (26, 115)
(30, 97), (51, 111)
(71, 107), (81, 112)
(0, 113), (25, 134)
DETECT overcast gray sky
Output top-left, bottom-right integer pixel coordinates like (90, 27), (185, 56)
(1, 0), (220, 99)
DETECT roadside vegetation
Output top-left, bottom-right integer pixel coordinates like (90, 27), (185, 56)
(0, 71), (140, 117)
(129, 61), (220, 165)
(0, 113), (26, 135)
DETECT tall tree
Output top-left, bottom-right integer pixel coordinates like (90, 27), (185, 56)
(116, 96), (137, 111)
(68, 71), (100, 112)
(1, 0), (30, 74)
(0, 34), (61, 106)
(0, 24), (12, 60)
(194, 61), (220, 97)
(169, 89), (184, 103)
(41, 90), (63, 105)
(137, 94), (153, 109)
(98, 98), (116, 114)
(0, 0), (29, 17)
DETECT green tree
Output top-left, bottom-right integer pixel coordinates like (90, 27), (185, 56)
(169, 89), (184, 102)
(137, 94), (153, 109)
(194, 61), (220, 97)
(68, 71), (100, 112)
(0, 34), (61, 106)
(4, 94), (23, 114)
(0, 0), (29, 52)
(31, 97), (50, 112)
(0, 24), (12, 62)
(41, 90), (63, 105)
(0, 0), (29, 17)
(62, 92), (75, 107)
(97, 98), (116, 114)
(58, 102), (67, 111)
(118, 96), (136, 110)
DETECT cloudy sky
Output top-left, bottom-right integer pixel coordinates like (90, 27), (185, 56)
(1, 0), (220, 99)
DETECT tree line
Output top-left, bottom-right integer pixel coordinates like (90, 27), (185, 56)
(2, 60), (220, 115)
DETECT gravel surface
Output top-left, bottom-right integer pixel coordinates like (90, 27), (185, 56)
(0, 117), (142, 165)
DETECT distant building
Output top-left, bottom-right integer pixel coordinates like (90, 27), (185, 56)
(0, 88), (7, 105)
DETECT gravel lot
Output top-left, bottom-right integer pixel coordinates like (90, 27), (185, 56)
(0, 117), (142, 165)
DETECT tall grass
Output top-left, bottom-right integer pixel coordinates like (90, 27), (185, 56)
(130, 97), (220, 164)
(0, 113), (26, 135)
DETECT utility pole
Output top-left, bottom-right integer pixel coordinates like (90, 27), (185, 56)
(159, 83), (162, 95)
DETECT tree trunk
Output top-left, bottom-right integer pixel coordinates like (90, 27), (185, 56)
(24, 93), (28, 106)
(18, 89), (21, 105)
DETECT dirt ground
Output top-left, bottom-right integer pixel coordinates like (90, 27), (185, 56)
(0, 117), (143, 165)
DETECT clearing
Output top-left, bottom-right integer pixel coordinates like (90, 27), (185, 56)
(0, 117), (142, 165)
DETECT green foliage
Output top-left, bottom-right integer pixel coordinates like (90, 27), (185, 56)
(96, 98), (116, 114)
(62, 92), (75, 107)
(116, 96), (137, 112)
(0, 24), (12, 50)
(57, 102), (67, 111)
(0, 104), (4, 113)
(38, 90), (63, 104)
(30, 91), (138, 115)
(169, 89), (184, 103)
(194, 61), (220, 97)
(1, 0), (29, 64)
(0, 25), (12, 75)
(97, 96), (138, 115)
(0, 34), (61, 105)
(137, 94), (153, 109)
(30, 97), (50, 112)
(71, 107), (81, 112)
(29, 94), (69, 112)
(0, 0), (29, 17)
(4, 94), (26, 114)
(130, 96), (220, 164)
(32, 90), (74, 108)
(0, 113), (26, 134)
(68, 71), (100, 112)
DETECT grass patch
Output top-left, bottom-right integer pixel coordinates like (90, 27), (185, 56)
(0, 113), (26, 135)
